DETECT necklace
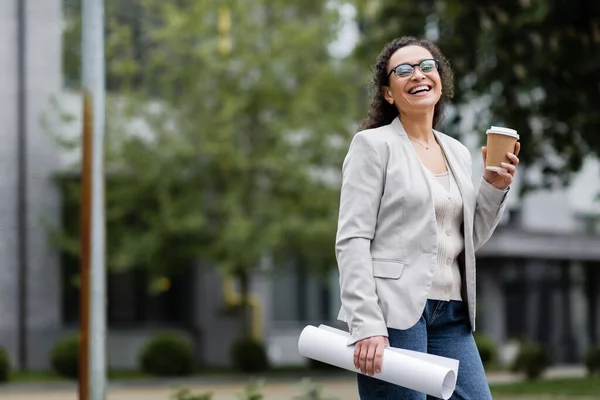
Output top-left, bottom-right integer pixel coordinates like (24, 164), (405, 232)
(409, 136), (435, 150)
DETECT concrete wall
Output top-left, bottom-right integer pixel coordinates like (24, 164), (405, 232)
(0, 0), (22, 368)
(0, 0), (63, 370)
(24, 0), (63, 371)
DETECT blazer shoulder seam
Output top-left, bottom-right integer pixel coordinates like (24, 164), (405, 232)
(354, 129), (389, 166)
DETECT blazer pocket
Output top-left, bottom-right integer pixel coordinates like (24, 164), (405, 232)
(372, 260), (404, 279)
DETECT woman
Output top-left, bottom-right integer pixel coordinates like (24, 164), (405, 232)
(335, 36), (520, 399)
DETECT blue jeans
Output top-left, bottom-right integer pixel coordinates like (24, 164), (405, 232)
(357, 300), (492, 400)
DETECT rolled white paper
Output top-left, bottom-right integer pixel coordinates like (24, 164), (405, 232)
(298, 325), (459, 400)
(317, 325), (458, 387)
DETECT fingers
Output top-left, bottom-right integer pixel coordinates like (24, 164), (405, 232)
(496, 170), (513, 182)
(354, 342), (362, 370)
(506, 151), (519, 166)
(354, 337), (388, 376)
(502, 151), (519, 179)
(374, 342), (384, 375)
(500, 162), (516, 175)
(359, 342), (368, 374)
(366, 342), (377, 375)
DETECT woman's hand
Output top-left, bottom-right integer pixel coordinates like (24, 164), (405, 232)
(353, 335), (390, 376)
(482, 142), (521, 190)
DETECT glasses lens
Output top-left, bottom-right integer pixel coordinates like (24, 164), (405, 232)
(420, 60), (437, 73)
(395, 65), (413, 77)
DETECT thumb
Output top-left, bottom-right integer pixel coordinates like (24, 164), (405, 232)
(481, 146), (487, 161)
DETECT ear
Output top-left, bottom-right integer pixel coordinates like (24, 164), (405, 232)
(382, 86), (394, 105)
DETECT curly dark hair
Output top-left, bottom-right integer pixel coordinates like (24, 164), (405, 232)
(360, 36), (455, 131)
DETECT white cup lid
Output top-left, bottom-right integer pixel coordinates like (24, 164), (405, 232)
(486, 126), (519, 139)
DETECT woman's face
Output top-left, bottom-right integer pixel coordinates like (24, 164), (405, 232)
(382, 45), (442, 116)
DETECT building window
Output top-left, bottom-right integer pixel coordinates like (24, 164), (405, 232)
(270, 259), (336, 324)
(62, 253), (195, 328)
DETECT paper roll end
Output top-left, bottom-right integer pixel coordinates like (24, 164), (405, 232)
(297, 325), (316, 357)
(440, 370), (457, 400)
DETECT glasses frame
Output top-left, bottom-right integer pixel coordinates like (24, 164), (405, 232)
(387, 58), (440, 80)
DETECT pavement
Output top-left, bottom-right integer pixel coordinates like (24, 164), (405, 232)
(0, 365), (589, 400)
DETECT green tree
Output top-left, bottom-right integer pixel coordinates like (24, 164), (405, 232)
(355, 0), (600, 192)
(56, 0), (360, 339)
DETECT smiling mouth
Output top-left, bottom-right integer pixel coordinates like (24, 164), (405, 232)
(409, 85), (431, 94)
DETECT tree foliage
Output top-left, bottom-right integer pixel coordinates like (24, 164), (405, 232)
(57, 0), (361, 337)
(355, 0), (600, 192)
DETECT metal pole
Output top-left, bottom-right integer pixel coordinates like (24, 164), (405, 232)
(79, 93), (92, 400)
(80, 0), (107, 399)
(16, 0), (28, 372)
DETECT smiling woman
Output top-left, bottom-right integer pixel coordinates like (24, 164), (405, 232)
(335, 36), (520, 400)
(360, 37), (454, 131)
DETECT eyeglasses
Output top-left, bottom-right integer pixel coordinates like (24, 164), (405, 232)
(387, 59), (439, 80)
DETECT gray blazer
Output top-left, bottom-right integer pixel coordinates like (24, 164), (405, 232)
(335, 117), (509, 345)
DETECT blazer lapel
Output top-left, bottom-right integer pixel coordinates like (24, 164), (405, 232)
(390, 117), (433, 184)
(392, 117), (466, 196)
(433, 130), (466, 197)
(433, 129), (475, 229)
(391, 117), (472, 221)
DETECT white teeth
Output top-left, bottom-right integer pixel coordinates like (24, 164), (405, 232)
(409, 85), (430, 94)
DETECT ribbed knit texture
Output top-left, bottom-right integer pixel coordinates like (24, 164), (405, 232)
(424, 168), (464, 301)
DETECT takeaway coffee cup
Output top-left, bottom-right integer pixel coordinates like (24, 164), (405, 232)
(485, 126), (519, 173)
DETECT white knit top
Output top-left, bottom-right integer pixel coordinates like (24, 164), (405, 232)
(423, 165), (464, 301)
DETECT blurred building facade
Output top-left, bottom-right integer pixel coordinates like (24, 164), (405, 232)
(0, 0), (599, 371)
(0, 0), (63, 371)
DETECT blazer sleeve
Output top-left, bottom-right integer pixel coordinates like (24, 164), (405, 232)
(335, 133), (388, 345)
(464, 147), (510, 251)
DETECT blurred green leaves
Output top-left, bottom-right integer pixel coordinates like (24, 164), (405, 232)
(355, 0), (600, 192)
(57, 0), (361, 288)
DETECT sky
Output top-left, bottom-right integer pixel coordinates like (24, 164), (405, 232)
(328, 2), (360, 59)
